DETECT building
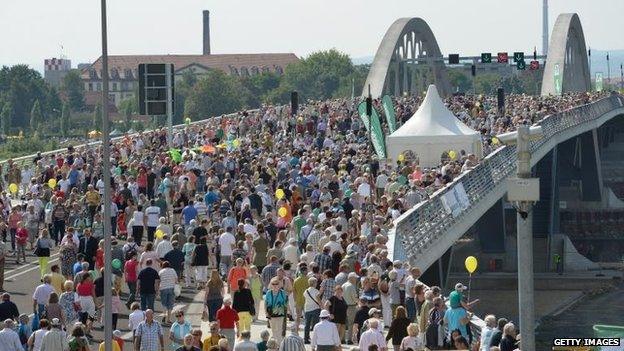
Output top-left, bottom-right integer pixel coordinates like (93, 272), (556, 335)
(80, 10), (299, 108)
(44, 58), (71, 87)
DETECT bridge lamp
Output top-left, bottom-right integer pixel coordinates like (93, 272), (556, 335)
(495, 124), (543, 351)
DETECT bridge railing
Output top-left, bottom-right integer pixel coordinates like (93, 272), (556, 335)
(391, 94), (624, 339)
(392, 94), (624, 263)
(0, 109), (259, 168)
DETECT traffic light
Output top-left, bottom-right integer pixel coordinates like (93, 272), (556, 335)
(497, 52), (509, 63)
(481, 53), (492, 63)
(513, 52), (525, 63)
(517, 60), (526, 70)
(471, 64), (476, 77)
(448, 54), (460, 64)
(138, 63), (174, 116)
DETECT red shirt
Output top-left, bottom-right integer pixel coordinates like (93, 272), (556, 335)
(16, 228), (28, 245)
(124, 259), (138, 282)
(95, 249), (104, 269)
(76, 281), (94, 297)
(216, 306), (239, 329)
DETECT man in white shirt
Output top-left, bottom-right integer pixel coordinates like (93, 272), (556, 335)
(32, 275), (55, 316)
(155, 235), (174, 259)
(218, 229), (236, 276)
(358, 318), (387, 351)
(282, 239), (299, 266)
(0, 319), (23, 351)
(323, 234), (343, 256)
(145, 200), (161, 242)
(404, 267), (422, 321)
(311, 310), (340, 351)
(357, 177), (371, 200)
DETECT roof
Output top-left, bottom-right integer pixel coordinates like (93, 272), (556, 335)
(389, 85), (479, 138)
(81, 53), (299, 80)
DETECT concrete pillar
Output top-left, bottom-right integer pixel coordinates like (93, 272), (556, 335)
(579, 130), (603, 201)
(203, 10), (211, 55)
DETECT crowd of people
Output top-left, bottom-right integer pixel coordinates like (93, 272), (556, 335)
(0, 91), (611, 351)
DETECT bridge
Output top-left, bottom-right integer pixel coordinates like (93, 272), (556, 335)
(361, 12), (624, 272)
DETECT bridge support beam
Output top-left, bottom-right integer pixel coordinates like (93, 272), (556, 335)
(579, 129), (603, 201)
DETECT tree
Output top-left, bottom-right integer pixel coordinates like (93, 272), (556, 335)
(0, 102), (13, 135)
(60, 102), (70, 137)
(0, 65), (59, 128)
(92, 103), (102, 131)
(473, 73), (500, 95)
(184, 70), (246, 120)
(240, 72), (282, 107)
(447, 69), (473, 93)
(278, 49), (356, 102)
(62, 70), (85, 111)
(119, 98), (135, 131)
(30, 99), (43, 132)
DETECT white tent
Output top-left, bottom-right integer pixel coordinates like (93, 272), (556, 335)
(386, 85), (482, 167)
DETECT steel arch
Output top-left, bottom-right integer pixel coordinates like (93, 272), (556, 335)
(362, 18), (451, 98)
(541, 13), (591, 95)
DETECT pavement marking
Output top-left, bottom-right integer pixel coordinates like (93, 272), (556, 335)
(5, 256), (60, 281)
(4, 252), (61, 276)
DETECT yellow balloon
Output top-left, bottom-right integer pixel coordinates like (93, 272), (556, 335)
(48, 178), (57, 188)
(155, 229), (164, 240)
(8, 183), (18, 194)
(275, 189), (285, 200)
(492, 137), (500, 145)
(465, 256), (478, 274)
(232, 139), (240, 148)
(278, 207), (288, 218)
(398, 153), (405, 162)
(449, 150), (457, 160)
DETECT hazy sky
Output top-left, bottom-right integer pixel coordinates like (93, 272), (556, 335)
(2, 0), (623, 72)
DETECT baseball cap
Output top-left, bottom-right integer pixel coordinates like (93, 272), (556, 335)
(455, 282), (468, 291)
(320, 310), (331, 318)
(368, 308), (381, 316)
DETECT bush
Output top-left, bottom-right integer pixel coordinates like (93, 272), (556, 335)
(0, 136), (59, 160)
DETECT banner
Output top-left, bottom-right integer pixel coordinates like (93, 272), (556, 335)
(596, 72), (604, 92)
(440, 182), (470, 218)
(381, 95), (398, 133)
(357, 101), (386, 158)
(554, 63), (562, 95)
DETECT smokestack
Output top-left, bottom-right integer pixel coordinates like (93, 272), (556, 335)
(542, 0), (548, 55)
(203, 10), (211, 55)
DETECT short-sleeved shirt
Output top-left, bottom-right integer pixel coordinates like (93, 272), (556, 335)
(124, 260), (138, 282)
(218, 232), (236, 256)
(444, 307), (468, 339)
(33, 283), (55, 305)
(216, 306), (239, 329)
(158, 268), (177, 290)
(449, 290), (463, 308)
(136, 321), (163, 351)
(137, 267), (160, 294)
(181, 206), (198, 225)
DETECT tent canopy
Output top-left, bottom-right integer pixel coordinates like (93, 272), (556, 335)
(386, 84), (482, 167)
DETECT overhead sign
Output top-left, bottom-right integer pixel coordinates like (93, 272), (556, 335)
(497, 52), (509, 64)
(138, 63), (174, 116)
(517, 60), (526, 70)
(481, 53), (492, 63)
(448, 54), (460, 64)
(513, 52), (525, 63)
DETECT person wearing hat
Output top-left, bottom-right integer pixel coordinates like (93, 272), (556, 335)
(0, 319), (22, 351)
(38, 317), (66, 351)
(358, 318), (386, 351)
(449, 282), (479, 310)
(311, 309), (341, 351)
(112, 330), (125, 351)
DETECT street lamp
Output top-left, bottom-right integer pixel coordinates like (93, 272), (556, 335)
(99, 1), (113, 351)
(497, 125), (543, 351)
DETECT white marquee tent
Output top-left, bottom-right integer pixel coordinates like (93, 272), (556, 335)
(386, 84), (482, 167)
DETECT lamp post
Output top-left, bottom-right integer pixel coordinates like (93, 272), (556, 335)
(99, 1), (113, 351)
(497, 125), (543, 351)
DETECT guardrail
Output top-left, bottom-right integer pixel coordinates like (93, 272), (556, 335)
(0, 109), (260, 167)
(390, 94), (624, 339)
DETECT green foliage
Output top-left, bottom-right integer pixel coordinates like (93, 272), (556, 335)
(333, 64), (370, 99)
(173, 70), (198, 124)
(30, 99), (43, 131)
(132, 120), (145, 132)
(0, 136), (58, 160)
(184, 70), (246, 120)
(0, 65), (59, 129)
(62, 70), (84, 111)
(119, 98), (136, 131)
(278, 49), (355, 101)
(447, 69), (473, 93)
(240, 72), (282, 107)
(473, 73), (500, 95)
(60, 102), (70, 137)
(0, 102), (12, 135)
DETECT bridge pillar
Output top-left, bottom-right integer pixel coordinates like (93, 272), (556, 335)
(579, 129), (603, 201)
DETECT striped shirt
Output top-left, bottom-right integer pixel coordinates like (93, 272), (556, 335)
(279, 334), (306, 351)
(313, 253), (332, 272)
(261, 262), (281, 288)
(320, 278), (336, 300)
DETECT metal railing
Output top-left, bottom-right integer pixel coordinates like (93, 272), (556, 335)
(390, 94), (624, 338)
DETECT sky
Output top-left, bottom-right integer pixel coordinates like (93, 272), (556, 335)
(1, 0), (623, 73)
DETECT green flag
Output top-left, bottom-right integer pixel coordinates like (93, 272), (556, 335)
(357, 101), (386, 158)
(554, 63), (562, 95)
(168, 148), (182, 163)
(381, 95), (397, 133)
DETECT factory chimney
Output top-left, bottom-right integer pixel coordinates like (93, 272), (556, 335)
(542, 0), (548, 55)
(203, 10), (211, 55)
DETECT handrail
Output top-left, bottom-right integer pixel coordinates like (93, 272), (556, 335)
(0, 109), (260, 167)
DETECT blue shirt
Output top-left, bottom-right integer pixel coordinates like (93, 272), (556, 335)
(204, 192), (219, 206)
(181, 205), (198, 225)
(444, 307), (469, 339)
(72, 262), (83, 276)
(68, 169), (79, 185)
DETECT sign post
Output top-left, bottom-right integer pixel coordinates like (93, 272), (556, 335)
(596, 72), (604, 92)
(139, 63), (175, 147)
(554, 63), (562, 95)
